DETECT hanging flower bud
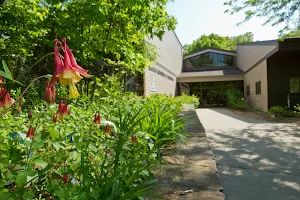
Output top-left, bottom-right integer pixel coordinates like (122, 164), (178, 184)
(0, 77), (13, 108)
(26, 127), (35, 138)
(93, 114), (101, 124)
(104, 124), (111, 133)
(28, 108), (33, 119)
(132, 135), (137, 144)
(53, 114), (58, 123)
(45, 80), (56, 104)
(58, 100), (69, 116)
(63, 173), (69, 183)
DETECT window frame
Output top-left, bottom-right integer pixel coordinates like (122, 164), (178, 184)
(185, 52), (235, 69)
(255, 81), (261, 95)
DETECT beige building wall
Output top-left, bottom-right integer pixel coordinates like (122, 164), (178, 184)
(147, 30), (183, 76)
(244, 60), (268, 111)
(237, 43), (277, 72)
(144, 30), (183, 97)
(144, 65), (177, 96)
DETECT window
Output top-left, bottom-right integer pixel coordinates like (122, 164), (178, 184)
(184, 52), (235, 69)
(246, 85), (250, 96)
(290, 77), (300, 93)
(150, 76), (156, 91)
(255, 81), (261, 95)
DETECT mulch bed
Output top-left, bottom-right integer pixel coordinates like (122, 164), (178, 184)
(230, 109), (300, 125)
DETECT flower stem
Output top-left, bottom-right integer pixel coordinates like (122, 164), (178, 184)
(0, 75), (49, 117)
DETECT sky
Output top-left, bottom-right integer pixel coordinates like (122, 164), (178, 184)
(167, 0), (284, 45)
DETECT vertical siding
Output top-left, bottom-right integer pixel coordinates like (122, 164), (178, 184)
(147, 31), (183, 76)
(244, 60), (268, 111)
(237, 43), (277, 72)
(144, 66), (177, 97)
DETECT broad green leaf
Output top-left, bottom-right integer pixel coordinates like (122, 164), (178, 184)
(16, 172), (27, 187)
(2, 60), (12, 79)
(22, 190), (35, 200)
(49, 127), (58, 139)
(34, 159), (48, 169)
(53, 142), (63, 151)
(0, 70), (11, 81)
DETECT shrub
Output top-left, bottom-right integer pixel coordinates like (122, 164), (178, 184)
(176, 93), (200, 108)
(268, 105), (295, 117)
(268, 105), (288, 115)
(294, 104), (300, 114)
(226, 89), (248, 110)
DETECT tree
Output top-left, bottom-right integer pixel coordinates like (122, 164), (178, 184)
(184, 32), (253, 54)
(0, 0), (177, 78)
(224, 0), (300, 34)
(282, 28), (300, 38)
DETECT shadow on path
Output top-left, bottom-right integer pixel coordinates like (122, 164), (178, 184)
(197, 108), (300, 200)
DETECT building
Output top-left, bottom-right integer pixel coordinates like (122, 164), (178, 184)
(145, 31), (300, 112)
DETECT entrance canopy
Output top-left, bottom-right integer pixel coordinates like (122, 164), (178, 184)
(177, 68), (244, 83)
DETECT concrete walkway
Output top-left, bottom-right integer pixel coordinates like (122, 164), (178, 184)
(196, 108), (300, 200)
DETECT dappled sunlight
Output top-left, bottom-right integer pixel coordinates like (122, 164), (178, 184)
(197, 108), (300, 199)
(273, 178), (300, 192)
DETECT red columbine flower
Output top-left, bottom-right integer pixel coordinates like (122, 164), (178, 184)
(28, 108), (33, 119)
(26, 127), (35, 138)
(58, 100), (69, 116)
(52, 38), (91, 99)
(132, 135), (137, 144)
(53, 113), (58, 123)
(104, 124), (111, 133)
(0, 77), (13, 108)
(93, 114), (101, 124)
(63, 173), (69, 183)
(45, 80), (56, 104)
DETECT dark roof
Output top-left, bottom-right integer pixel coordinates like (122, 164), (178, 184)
(184, 47), (236, 57)
(236, 39), (278, 46)
(179, 67), (244, 77)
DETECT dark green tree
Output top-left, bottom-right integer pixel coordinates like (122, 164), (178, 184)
(0, 0), (177, 78)
(184, 32), (253, 54)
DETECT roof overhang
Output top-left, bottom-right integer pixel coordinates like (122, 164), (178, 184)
(177, 68), (244, 83)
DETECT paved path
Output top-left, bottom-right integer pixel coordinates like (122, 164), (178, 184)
(196, 108), (300, 200)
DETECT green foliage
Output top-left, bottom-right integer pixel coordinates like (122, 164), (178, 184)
(268, 105), (295, 116)
(224, 0), (300, 34)
(226, 89), (248, 110)
(176, 93), (200, 108)
(268, 105), (288, 114)
(184, 32), (253, 54)
(0, 91), (185, 199)
(0, 0), (177, 87)
(282, 28), (300, 38)
(294, 104), (300, 113)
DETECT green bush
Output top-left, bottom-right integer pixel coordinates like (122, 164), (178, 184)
(176, 93), (200, 108)
(269, 105), (296, 117)
(226, 89), (248, 110)
(268, 105), (288, 115)
(294, 104), (300, 114)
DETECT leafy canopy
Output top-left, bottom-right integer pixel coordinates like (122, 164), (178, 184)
(183, 32), (253, 54)
(224, 0), (300, 34)
(0, 0), (177, 78)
